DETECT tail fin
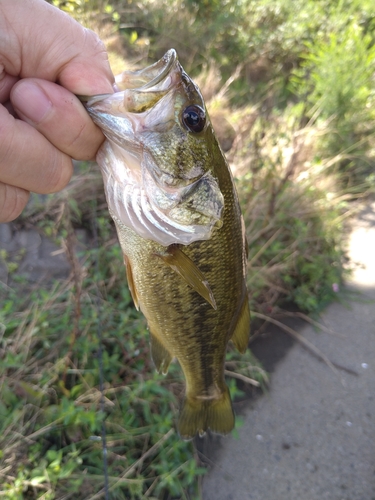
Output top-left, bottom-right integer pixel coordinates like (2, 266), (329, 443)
(178, 386), (234, 440)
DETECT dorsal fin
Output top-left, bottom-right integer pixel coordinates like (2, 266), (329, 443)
(123, 253), (140, 310)
(156, 246), (217, 310)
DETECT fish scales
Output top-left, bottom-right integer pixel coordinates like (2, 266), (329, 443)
(113, 146), (245, 383)
(83, 49), (251, 439)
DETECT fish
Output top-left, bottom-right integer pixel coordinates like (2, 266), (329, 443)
(82, 49), (250, 439)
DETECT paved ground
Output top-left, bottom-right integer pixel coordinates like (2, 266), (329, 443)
(0, 223), (88, 284)
(202, 205), (375, 499)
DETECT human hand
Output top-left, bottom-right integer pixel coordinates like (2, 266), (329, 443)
(0, 0), (114, 222)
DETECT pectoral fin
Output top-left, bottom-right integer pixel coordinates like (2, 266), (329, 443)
(231, 294), (251, 353)
(123, 254), (139, 310)
(150, 333), (172, 375)
(156, 246), (217, 310)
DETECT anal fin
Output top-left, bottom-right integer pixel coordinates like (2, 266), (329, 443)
(150, 333), (172, 375)
(123, 253), (139, 310)
(156, 246), (217, 310)
(231, 294), (251, 353)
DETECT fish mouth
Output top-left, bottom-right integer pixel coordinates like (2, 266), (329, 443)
(78, 50), (179, 108)
(84, 49), (181, 116)
(116, 49), (178, 90)
(83, 50), (224, 246)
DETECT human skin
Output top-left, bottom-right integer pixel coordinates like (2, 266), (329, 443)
(0, 0), (114, 222)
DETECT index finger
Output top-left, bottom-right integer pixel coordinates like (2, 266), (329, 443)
(0, 0), (114, 95)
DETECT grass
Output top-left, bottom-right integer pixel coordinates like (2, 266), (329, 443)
(0, 200), (264, 499)
(0, 249), (198, 498)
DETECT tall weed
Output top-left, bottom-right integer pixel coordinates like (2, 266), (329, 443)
(229, 108), (352, 313)
(291, 22), (375, 183)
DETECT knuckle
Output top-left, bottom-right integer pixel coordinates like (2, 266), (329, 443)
(44, 154), (73, 193)
(68, 121), (87, 151)
(68, 121), (102, 161)
(84, 28), (107, 56)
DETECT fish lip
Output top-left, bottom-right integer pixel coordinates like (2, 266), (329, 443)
(141, 49), (178, 89)
(114, 48), (180, 96)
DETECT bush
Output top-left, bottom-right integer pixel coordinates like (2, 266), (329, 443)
(229, 108), (350, 315)
(291, 21), (375, 183)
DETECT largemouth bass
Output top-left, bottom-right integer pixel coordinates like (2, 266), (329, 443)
(83, 49), (250, 439)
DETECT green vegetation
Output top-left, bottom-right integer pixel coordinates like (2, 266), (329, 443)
(2, 0), (375, 497)
(0, 201), (264, 499)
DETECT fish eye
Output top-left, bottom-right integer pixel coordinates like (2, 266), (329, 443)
(182, 105), (206, 133)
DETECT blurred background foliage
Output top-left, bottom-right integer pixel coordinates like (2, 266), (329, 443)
(1, 0), (375, 498)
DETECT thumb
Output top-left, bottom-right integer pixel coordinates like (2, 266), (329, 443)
(11, 78), (104, 161)
(0, 102), (72, 195)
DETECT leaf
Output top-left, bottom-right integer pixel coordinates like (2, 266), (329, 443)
(130, 31), (138, 44)
(30, 476), (47, 485)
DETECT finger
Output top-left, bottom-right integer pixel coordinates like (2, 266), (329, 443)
(11, 79), (104, 161)
(0, 181), (29, 223)
(0, 104), (73, 194)
(1, 0), (114, 95)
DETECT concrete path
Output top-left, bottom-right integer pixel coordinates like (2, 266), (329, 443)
(202, 203), (375, 500)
